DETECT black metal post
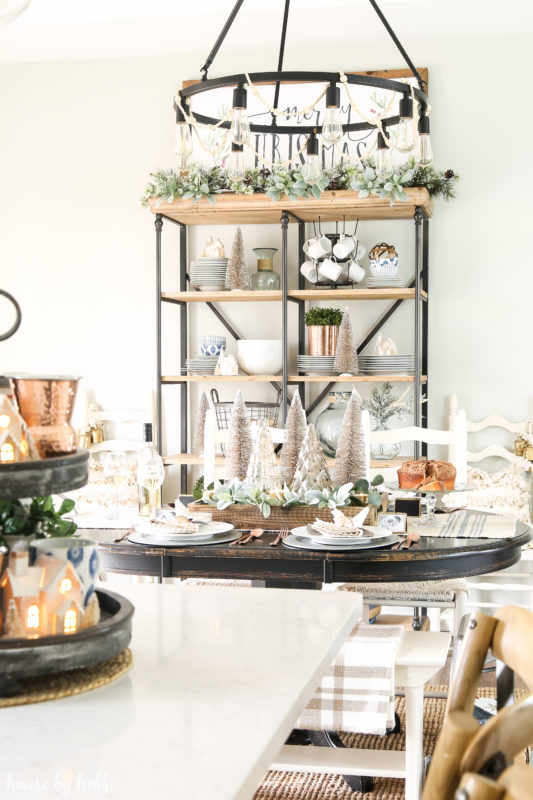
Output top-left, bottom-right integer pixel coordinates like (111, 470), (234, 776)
(271, 0), (292, 163)
(199, 0), (246, 80)
(179, 224), (188, 493)
(281, 211), (289, 422)
(421, 217), (429, 455)
(155, 215), (163, 455)
(368, 0), (426, 91)
(414, 208), (423, 459)
(297, 221), (306, 406)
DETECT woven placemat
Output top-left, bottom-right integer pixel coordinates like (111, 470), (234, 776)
(254, 685), (528, 800)
(0, 648), (132, 708)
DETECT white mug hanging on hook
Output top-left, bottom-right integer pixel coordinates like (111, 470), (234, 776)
(333, 217), (357, 259)
(300, 260), (319, 284)
(305, 218), (331, 260)
(318, 257), (342, 283)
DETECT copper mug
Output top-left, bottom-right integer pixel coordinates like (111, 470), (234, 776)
(7, 375), (80, 457)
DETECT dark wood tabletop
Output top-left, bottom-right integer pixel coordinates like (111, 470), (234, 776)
(88, 521), (532, 588)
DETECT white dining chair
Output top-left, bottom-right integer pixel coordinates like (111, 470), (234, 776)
(203, 408), (286, 488)
(342, 411), (470, 638)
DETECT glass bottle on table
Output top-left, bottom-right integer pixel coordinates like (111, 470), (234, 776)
(137, 423), (162, 517)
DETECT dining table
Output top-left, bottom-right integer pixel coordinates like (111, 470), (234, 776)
(0, 581), (362, 800)
(89, 518), (532, 588)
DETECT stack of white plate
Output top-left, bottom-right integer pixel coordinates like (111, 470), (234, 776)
(358, 354), (415, 374)
(297, 355), (337, 375)
(366, 275), (405, 289)
(128, 520), (238, 547)
(190, 258), (229, 290)
(185, 355), (219, 374)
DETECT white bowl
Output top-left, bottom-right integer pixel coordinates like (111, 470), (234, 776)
(237, 339), (283, 375)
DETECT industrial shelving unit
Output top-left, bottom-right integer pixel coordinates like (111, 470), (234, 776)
(151, 188), (431, 492)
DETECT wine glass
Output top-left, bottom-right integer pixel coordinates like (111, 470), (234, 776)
(103, 451), (129, 519)
(411, 493), (447, 530)
(137, 453), (165, 519)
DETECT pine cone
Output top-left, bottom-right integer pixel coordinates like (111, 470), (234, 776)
(328, 179), (341, 191)
(259, 168), (271, 179)
(444, 169), (455, 180)
(243, 175), (254, 186)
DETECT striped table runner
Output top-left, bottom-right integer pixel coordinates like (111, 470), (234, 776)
(428, 510), (517, 539)
(296, 624), (403, 736)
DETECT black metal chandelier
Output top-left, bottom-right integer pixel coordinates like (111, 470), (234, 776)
(173, 0), (432, 181)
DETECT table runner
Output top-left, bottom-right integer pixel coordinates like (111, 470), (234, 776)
(296, 623), (403, 736)
(424, 510), (517, 539)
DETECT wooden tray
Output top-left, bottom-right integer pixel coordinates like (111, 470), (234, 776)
(0, 449), (89, 500)
(187, 501), (384, 530)
(0, 589), (134, 686)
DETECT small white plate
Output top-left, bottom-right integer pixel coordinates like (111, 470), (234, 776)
(135, 520), (234, 544)
(128, 529), (240, 547)
(290, 525), (395, 547)
(283, 532), (399, 552)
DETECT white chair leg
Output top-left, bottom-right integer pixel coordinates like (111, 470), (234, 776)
(404, 685), (424, 800)
(427, 607), (441, 632)
(361, 603), (370, 623)
(453, 590), (468, 638)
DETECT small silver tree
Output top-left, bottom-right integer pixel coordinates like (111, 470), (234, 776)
(279, 389), (307, 486)
(334, 308), (358, 375)
(224, 390), (252, 482)
(225, 226), (249, 290)
(192, 392), (209, 454)
(291, 424), (333, 497)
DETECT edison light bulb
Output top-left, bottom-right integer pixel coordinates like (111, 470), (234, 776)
(174, 122), (192, 171)
(322, 82), (343, 144)
(302, 133), (322, 184)
(415, 110), (433, 165)
(415, 134), (433, 166)
(227, 143), (245, 180)
(396, 95), (414, 153)
(231, 83), (250, 145)
(375, 132), (392, 179)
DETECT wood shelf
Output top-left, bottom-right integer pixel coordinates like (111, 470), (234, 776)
(162, 374), (426, 384)
(162, 290), (282, 303)
(163, 453), (410, 469)
(150, 188), (433, 225)
(162, 287), (427, 303)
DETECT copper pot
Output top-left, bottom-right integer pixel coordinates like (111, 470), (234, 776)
(8, 375), (80, 458)
(307, 325), (339, 356)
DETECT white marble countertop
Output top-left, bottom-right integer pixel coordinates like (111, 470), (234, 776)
(0, 582), (362, 800)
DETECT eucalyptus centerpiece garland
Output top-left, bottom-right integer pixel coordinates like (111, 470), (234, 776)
(142, 158), (458, 208)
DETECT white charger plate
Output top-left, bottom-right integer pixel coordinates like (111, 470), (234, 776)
(128, 526), (238, 548)
(291, 524), (396, 546)
(133, 520), (234, 544)
(283, 532), (399, 552)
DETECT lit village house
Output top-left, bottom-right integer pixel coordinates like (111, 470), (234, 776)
(1, 546), (99, 638)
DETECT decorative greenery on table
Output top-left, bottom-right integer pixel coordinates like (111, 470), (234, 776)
(304, 307), (343, 327)
(194, 475), (384, 519)
(142, 158), (458, 208)
(361, 382), (413, 427)
(0, 496), (77, 547)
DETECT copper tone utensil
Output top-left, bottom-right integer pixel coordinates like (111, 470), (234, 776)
(114, 525), (135, 543)
(238, 528), (264, 546)
(391, 530), (421, 550)
(270, 529), (289, 547)
(229, 531), (250, 547)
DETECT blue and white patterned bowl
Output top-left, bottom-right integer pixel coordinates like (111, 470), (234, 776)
(31, 537), (100, 607)
(369, 256), (399, 278)
(199, 336), (226, 356)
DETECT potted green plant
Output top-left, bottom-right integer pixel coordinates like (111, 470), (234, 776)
(0, 496), (78, 551)
(304, 307), (343, 356)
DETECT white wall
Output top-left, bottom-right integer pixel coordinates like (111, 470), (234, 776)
(1, 34), (532, 497)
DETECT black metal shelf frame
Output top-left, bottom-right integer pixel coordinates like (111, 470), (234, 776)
(155, 208), (429, 492)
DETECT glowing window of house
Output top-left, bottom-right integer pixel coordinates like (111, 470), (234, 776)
(59, 578), (72, 593)
(0, 414), (10, 429)
(20, 438), (29, 455)
(0, 443), (15, 462)
(27, 604), (40, 629)
(64, 609), (77, 634)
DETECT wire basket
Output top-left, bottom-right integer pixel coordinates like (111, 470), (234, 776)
(210, 388), (282, 455)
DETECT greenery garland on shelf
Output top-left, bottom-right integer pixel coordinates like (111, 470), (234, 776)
(142, 158), (458, 208)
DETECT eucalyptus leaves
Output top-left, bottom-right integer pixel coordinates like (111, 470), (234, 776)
(197, 475), (384, 519)
(142, 159), (458, 208)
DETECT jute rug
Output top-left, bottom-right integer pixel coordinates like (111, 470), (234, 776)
(0, 648), (132, 708)
(254, 686), (527, 800)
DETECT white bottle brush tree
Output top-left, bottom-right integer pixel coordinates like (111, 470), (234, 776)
(279, 389), (307, 486)
(291, 424), (333, 497)
(246, 419), (280, 491)
(332, 390), (367, 486)
(334, 308), (358, 375)
(225, 226), (249, 290)
(191, 392), (209, 454)
(224, 390), (252, 482)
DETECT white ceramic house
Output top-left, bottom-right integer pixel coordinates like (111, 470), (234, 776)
(1, 548), (85, 637)
(0, 395), (30, 463)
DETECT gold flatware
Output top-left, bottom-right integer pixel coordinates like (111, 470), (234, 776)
(270, 529), (289, 547)
(238, 528), (264, 546)
(392, 530), (421, 550)
(114, 525), (135, 543)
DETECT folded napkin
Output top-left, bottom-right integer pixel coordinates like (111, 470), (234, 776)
(426, 510), (517, 539)
(296, 623), (403, 736)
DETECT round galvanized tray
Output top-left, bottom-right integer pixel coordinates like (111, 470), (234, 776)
(0, 449), (89, 500)
(0, 589), (134, 689)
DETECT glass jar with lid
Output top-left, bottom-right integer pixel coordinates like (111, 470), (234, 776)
(250, 248), (280, 290)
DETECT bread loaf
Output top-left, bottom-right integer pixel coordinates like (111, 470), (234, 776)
(398, 459), (456, 491)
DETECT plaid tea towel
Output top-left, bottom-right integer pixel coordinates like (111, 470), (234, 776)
(425, 510), (517, 539)
(296, 623), (403, 736)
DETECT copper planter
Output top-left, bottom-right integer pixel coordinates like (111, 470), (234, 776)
(8, 375), (80, 458)
(307, 325), (339, 356)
